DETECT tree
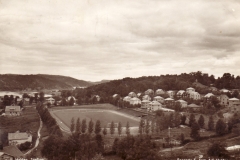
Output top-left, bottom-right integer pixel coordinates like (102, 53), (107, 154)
(189, 114), (196, 127)
(207, 142), (230, 158)
(39, 92), (45, 102)
(208, 115), (214, 131)
(181, 115), (186, 125)
(103, 126), (107, 137)
(198, 115), (205, 128)
(145, 119), (150, 135)
(138, 118), (145, 135)
(76, 118), (81, 133)
(126, 121), (130, 136)
(151, 120), (155, 135)
(110, 121), (115, 137)
(190, 121), (200, 140)
(180, 133), (185, 145)
(81, 119), (87, 134)
(88, 119), (94, 135)
(95, 120), (101, 135)
(69, 97), (75, 106)
(117, 122), (122, 136)
(70, 117), (75, 133)
(215, 119), (226, 135)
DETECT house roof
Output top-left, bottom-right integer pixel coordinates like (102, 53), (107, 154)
(154, 96), (164, 99)
(165, 98), (174, 101)
(142, 100), (151, 103)
(46, 97), (55, 101)
(112, 94), (118, 97)
(176, 100), (187, 103)
(5, 106), (21, 112)
(186, 87), (194, 90)
(129, 92), (136, 94)
(3, 146), (24, 158)
(177, 90), (185, 95)
(143, 95), (150, 98)
(229, 98), (239, 101)
(8, 132), (30, 140)
(204, 93), (214, 98)
(220, 89), (230, 92)
(131, 97), (140, 101)
(187, 104), (201, 108)
(149, 101), (161, 105)
(156, 89), (163, 92)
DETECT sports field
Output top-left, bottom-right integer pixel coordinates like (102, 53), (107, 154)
(52, 109), (140, 130)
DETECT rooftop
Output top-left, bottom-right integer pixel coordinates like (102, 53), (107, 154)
(8, 132), (30, 140)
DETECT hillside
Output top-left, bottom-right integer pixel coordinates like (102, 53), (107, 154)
(0, 74), (92, 91)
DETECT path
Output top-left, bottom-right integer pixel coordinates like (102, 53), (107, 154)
(24, 114), (43, 156)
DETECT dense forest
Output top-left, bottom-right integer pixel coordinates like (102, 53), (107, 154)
(73, 71), (240, 99)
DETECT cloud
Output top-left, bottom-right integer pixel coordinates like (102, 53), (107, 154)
(0, 0), (240, 81)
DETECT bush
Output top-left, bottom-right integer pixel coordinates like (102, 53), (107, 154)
(18, 141), (31, 151)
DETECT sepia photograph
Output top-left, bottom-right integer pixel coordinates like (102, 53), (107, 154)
(0, 0), (240, 159)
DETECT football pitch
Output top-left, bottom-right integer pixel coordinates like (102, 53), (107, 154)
(51, 109), (140, 131)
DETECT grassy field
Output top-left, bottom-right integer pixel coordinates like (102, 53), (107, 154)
(52, 109), (140, 128)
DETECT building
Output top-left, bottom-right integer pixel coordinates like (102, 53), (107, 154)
(46, 97), (55, 104)
(2, 146), (24, 159)
(129, 97), (141, 105)
(0, 152), (15, 160)
(153, 96), (164, 104)
(167, 90), (175, 98)
(8, 132), (32, 146)
(155, 89), (165, 95)
(123, 96), (131, 102)
(204, 93), (215, 101)
(182, 104), (202, 112)
(165, 98), (175, 106)
(128, 92), (137, 98)
(176, 90), (185, 99)
(220, 89), (230, 93)
(5, 106), (21, 116)
(137, 93), (142, 97)
(188, 92), (201, 100)
(186, 87), (195, 93)
(145, 89), (154, 96)
(148, 101), (162, 111)
(112, 94), (119, 98)
(95, 95), (101, 101)
(209, 87), (218, 92)
(176, 100), (187, 108)
(142, 95), (151, 101)
(141, 100), (151, 109)
(220, 94), (229, 107)
(228, 98), (240, 113)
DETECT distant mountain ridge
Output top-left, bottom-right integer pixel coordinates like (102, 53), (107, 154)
(0, 74), (94, 91)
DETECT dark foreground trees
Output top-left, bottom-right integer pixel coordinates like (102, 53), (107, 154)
(207, 142), (230, 159)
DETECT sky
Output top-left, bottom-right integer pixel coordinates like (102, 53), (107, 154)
(0, 0), (240, 81)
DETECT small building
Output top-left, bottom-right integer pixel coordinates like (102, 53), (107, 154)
(0, 152), (15, 160)
(5, 106), (21, 116)
(130, 97), (141, 105)
(46, 97), (55, 105)
(176, 100), (187, 108)
(220, 89), (230, 93)
(123, 96), (131, 102)
(188, 92), (201, 100)
(141, 100), (151, 109)
(137, 93), (142, 97)
(228, 98), (240, 113)
(167, 90), (175, 98)
(155, 89), (165, 95)
(142, 95), (151, 101)
(8, 132), (32, 146)
(23, 98), (30, 105)
(95, 95), (101, 101)
(3, 145), (24, 159)
(153, 96), (164, 104)
(176, 90), (185, 99)
(148, 101), (162, 111)
(165, 98), (175, 106)
(128, 92), (137, 98)
(145, 89), (154, 96)
(204, 93), (215, 101)
(44, 94), (53, 98)
(220, 94), (229, 107)
(182, 104), (202, 112)
(186, 87), (195, 93)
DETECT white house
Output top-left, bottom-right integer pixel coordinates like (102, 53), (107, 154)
(186, 87), (195, 93)
(123, 96), (131, 102)
(176, 90), (185, 98)
(188, 92), (201, 100)
(220, 94), (229, 107)
(142, 95), (151, 101)
(155, 89), (165, 95)
(165, 98), (175, 106)
(204, 93), (214, 98)
(153, 96), (164, 104)
(128, 92), (137, 98)
(141, 100), (151, 109)
(145, 89), (154, 95)
(167, 90), (175, 98)
(148, 101), (162, 111)
(130, 97), (141, 105)
(8, 132), (32, 146)
(176, 100), (187, 108)
(5, 106), (21, 116)
(46, 97), (55, 105)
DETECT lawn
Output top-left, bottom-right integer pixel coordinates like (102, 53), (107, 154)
(52, 109), (140, 129)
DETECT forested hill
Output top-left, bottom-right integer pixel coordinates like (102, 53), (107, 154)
(74, 72), (240, 98)
(0, 74), (92, 91)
